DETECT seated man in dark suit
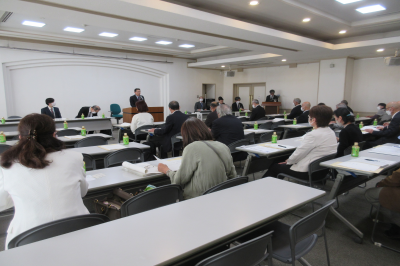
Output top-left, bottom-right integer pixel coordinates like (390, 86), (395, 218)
(287, 98), (302, 119)
(231, 97), (244, 112)
(341, 100), (354, 113)
(249, 99), (266, 121)
(130, 88), (145, 107)
(364, 101), (400, 148)
(75, 105), (101, 118)
(40, 98), (62, 119)
(205, 102), (218, 128)
(295, 102), (311, 123)
(148, 101), (188, 158)
(194, 96), (208, 111)
(212, 104), (244, 146)
(265, 90), (279, 102)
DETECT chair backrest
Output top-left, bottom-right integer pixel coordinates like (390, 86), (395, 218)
(271, 120), (285, 129)
(134, 125), (155, 140)
(57, 129), (81, 137)
(308, 153), (337, 179)
(104, 148), (143, 168)
(82, 153), (96, 171)
(244, 132), (255, 144)
(171, 132), (182, 148)
(110, 104), (121, 115)
(7, 214), (109, 249)
(7, 116), (21, 119)
(259, 132), (274, 143)
(289, 200), (335, 248)
(237, 117), (247, 122)
(121, 184), (183, 217)
(195, 231), (274, 266)
(227, 139), (250, 154)
(257, 117), (270, 121)
(259, 122), (273, 130)
(74, 136), (108, 148)
(0, 144), (12, 155)
(202, 176), (248, 195)
(343, 141), (366, 156)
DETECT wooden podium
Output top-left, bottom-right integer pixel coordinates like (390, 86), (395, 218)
(262, 102), (281, 115)
(122, 107), (164, 123)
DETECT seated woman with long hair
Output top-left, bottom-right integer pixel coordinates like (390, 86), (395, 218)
(157, 117), (237, 199)
(0, 114), (89, 249)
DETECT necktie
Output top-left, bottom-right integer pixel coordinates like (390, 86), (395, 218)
(89, 112), (92, 117)
(50, 108), (54, 117)
(201, 103), (203, 108)
(237, 103), (240, 109)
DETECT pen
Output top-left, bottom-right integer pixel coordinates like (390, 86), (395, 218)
(365, 159), (378, 162)
(278, 145), (287, 148)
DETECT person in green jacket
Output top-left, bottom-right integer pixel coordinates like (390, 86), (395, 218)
(158, 117), (237, 199)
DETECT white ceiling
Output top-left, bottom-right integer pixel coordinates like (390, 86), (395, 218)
(0, 0), (399, 70)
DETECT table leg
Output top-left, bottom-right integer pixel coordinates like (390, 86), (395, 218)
(242, 154), (253, 178)
(282, 129), (288, 139)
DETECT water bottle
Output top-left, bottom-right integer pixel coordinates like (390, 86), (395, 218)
(284, 113), (287, 120)
(254, 121), (258, 130)
(1, 117), (5, 124)
(271, 132), (277, 143)
(83, 161), (86, 173)
(293, 118), (297, 125)
(0, 131), (6, 143)
(373, 119), (377, 126)
(81, 113), (85, 119)
(356, 113), (360, 119)
(102, 113), (105, 118)
(63, 121), (68, 129)
(123, 133), (129, 145)
(351, 142), (360, 157)
(245, 112), (248, 117)
(359, 122), (363, 129)
(81, 126), (87, 136)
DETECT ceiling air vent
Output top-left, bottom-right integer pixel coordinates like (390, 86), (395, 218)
(0, 11), (13, 22)
(384, 49), (400, 66)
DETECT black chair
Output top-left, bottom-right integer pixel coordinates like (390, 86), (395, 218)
(202, 176), (248, 195)
(7, 116), (21, 119)
(82, 153), (96, 171)
(134, 125), (155, 143)
(227, 139), (250, 162)
(237, 117), (247, 122)
(259, 132), (274, 143)
(0, 144), (12, 155)
(74, 136), (108, 148)
(259, 121), (273, 130)
(257, 117), (270, 121)
(195, 231), (274, 266)
(171, 132), (183, 157)
(121, 184), (183, 217)
(7, 214), (109, 249)
(57, 129), (81, 137)
(244, 132), (255, 144)
(271, 120), (285, 130)
(343, 141), (366, 155)
(104, 148), (144, 168)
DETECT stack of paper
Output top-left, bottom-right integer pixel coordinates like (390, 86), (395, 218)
(272, 118), (285, 122)
(162, 157), (182, 171)
(361, 126), (379, 131)
(334, 157), (397, 173)
(63, 135), (85, 140)
(369, 145), (400, 156)
(122, 162), (160, 176)
(98, 144), (128, 151)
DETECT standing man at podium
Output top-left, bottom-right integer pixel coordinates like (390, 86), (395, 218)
(130, 88), (145, 107)
(265, 90), (279, 102)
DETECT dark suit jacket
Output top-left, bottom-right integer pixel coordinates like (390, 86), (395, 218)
(130, 95), (145, 107)
(194, 102), (207, 111)
(76, 107), (98, 118)
(41, 106), (62, 119)
(212, 115), (244, 146)
(205, 110), (218, 128)
(287, 105), (303, 119)
(154, 111), (188, 152)
(249, 105), (266, 121)
(231, 102), (244, 112)
(266, 95), (279, 102)
(347, 106), (354, 113)
(371, 112), (400, 144)
(296, 110), (309, 123)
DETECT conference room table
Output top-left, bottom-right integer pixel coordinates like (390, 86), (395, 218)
(277, 123), (313, 139)
(355, 117), (373, 123)
(115, 121), (165, 141)
(236, 137), (303, 177)
(69, 142), (149, 157)
(0, 178), (326, 266)
(0, 117), (113, 132)
(320, 143), (400, 243)
(242, 119), (293, 125)
(2, 127), (83, 140)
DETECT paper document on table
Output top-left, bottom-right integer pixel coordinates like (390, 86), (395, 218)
(120, 123), (131, 127)
(369, 145), (400, 156)
(63, 135), (85, 140)
(334, 162), (380, 172)
(85, 175), (96, 182)
(244, 129), (269, 133)
(98, 144), (127, 151)
(349, 157), (396, 168)
(242, 145), (281, 154)
(163, 157), (182, 171)
(122, 161), (159, 176)
(259, 143), (295, 150)
(272, 118), (285, 122)
(361, 126), (379, 131)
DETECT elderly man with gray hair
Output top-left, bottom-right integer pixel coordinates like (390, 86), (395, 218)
(76, 105), (101, 118)
(212, 104), (244, 147)
(287, 98), (303, 119)
(250, 99), (266, 121)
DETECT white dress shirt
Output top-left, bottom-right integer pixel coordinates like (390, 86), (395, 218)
(0, 150), (89, 249)
(130, 112), (154, 132)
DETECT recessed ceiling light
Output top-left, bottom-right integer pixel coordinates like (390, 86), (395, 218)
(339, 30), (347, 34)
(156, 41), (172, 45)
(99, 32), (118, 37)
(22, 21), (45, 27)
(336, 0), (362, 4)
(249, 1), (259, 6)
(179, 44), (195, 48)
(64, 27), (85, 33)
(130, 37), (147, 41)
(302, 18), (311, 22)
(282, 59), (287, 62)
(356, 5), (386, 14)
(377, 48), (385, 52)
(221, 65), (226, 68)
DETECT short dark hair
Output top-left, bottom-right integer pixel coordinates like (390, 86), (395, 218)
(309, 105), (333, 127)
(135, 100), (149, 112)
(134, 88), (140, 92)
(317, 103), (325, 106)
(378, 103), (386, 109)
(235, 96), (241, 101)
(218, 96), (224, 101)
(270, 90), (275, 93)
(210, 101), (218, 108)
(181, 117), (213, 148)
(45, 98), (54, 105)
(168, 101), (179, 110)
(334, 108), (355, 124)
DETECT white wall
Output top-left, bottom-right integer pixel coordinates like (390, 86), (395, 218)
(351, 58), (400, 112)
(0, 41), (223, 118)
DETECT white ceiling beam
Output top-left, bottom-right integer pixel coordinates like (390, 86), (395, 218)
(188, 53), (281, 67)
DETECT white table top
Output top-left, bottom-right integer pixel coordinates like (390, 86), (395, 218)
(355, 117), (372, 122)
(320, 144), (400, 177)
(278, 123), (313, 129)
(116, 122), (165, 128)
(3, 128), (83, 137)
(266, 114), (284, 117)
(0, 134), (112, 146)
(0, 178), (325, 266)
(242, 119), (292, 125)
(243, 129), (273, 135)
(236, 136), (303, 156)
(70, 142), (150, 156)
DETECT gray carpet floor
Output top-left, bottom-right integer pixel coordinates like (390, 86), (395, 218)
(0, 131), (399, 265)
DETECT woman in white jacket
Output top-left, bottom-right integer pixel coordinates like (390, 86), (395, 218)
(263, 105), (337, 180)
(0, 114), (89, 249)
